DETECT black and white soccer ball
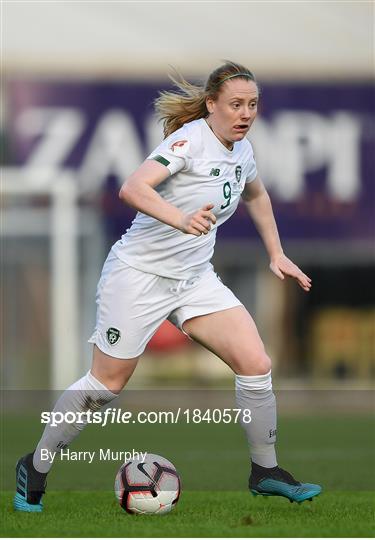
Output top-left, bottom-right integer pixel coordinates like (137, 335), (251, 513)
(114, 453), (181, 515)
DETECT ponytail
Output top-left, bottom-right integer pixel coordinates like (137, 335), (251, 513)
(154, 73), (208, 139)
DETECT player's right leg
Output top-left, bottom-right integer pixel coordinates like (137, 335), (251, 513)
(14, 346), (138, 512)
(15, 253), (176, 512)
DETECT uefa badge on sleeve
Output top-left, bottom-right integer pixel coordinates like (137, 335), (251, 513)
(106, 327), (121, 346)
(235, 165), (242, 182)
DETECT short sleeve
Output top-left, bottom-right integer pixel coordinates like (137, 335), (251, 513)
(147, 131), (191, 176)
(245, 142), (258, 183)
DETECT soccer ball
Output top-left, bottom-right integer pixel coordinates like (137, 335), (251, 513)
(114, 453), (181, 515)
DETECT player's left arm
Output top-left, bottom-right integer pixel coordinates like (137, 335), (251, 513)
(241, 176), (312, 292)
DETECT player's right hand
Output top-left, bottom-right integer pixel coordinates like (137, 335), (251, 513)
(180, 204), (217, 236)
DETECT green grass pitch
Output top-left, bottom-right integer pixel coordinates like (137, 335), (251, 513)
(1, 490), (374, 537)
(1, 412), (374, 536)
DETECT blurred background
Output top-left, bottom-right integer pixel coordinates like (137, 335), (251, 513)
(2, 1), (374, 392)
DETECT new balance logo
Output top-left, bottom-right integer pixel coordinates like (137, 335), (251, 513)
(210, 168), (220, 176)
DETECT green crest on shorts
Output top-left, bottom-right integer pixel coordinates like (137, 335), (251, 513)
(106, 327), (121, 346)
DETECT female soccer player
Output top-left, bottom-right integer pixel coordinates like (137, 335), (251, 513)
(15, 61), (321, 512)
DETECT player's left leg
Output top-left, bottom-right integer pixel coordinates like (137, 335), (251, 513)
(182, 306), (321, 503)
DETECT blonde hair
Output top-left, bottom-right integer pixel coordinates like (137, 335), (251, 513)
(154, 61), (257, 139)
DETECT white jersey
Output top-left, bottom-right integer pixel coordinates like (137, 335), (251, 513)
(112, 118), (257, 280)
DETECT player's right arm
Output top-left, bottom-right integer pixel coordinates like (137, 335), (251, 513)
(119, 159), (216, 236)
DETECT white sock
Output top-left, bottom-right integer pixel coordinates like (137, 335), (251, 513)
(33, 371), (117, 473)
(235, 370), (277, 468)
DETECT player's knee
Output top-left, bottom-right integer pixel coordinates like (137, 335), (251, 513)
(91, 365), (135, 393)
(100, 369), (134, 393)
(91, 346), (138, 393)
(254, 353), (272, 375)
(100, 375), (125, 393)
(233, 350), (272, 376)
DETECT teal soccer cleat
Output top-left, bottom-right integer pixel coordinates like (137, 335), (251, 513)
(250, 462), (322, 503)
(14, 453), (47, 512)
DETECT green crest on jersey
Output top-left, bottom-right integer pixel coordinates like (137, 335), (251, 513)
(106, 327), (121, 346)
(210, 168), (220, 177)
(235, 165), (242, 182)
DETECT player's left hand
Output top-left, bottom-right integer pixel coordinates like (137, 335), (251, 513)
(269, 254), (312, 292)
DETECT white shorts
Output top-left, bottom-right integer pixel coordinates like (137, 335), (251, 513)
(88, 251), (242, 359)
